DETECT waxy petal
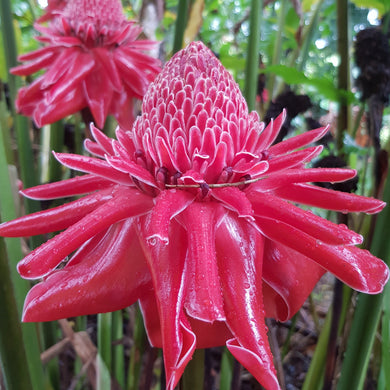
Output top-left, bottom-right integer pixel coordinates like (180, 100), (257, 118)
(139, 220), (196, 390)
(211, 186), (254, 220)
(248, 191), (363, 245)
(83, 64), (114, 128)
(254, 168), (357, 191)
(275, 183), (386, 214)
(145, 189), (195, 243)
(268, 126), (329, 156)
(23, 220), (152, 321)
(262, 240), (325, 321)
(216, 215), (280, 390)
(179, 202), (225, 322)
(0, 189), (113, 236)
(21, 174), (113, 200)
(17, 188), (153, 279)
(54, 152), (134, 186)
(256, 216), (389, 293)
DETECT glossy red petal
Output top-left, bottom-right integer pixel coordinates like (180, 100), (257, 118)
(144, 190), (195, 243)
(54, 152), (134, 186)
(140, 294), (233, 349)
(262, 240), (325, 321)
(11, 50), (57, 76)
(247, 191), (363, 245)
(179, 202), (225, 322)
(45, 51), (95, 104)
(211, 187), (254, 220)
(89, 124), (115, 155)
(110, 90), (136, 130)
(41, 47), (80, 88)
(23, 220), (152, 322)
(256, 216), (389, 293)
(0, 189), (113, 237)
(114, 50), (149, 97)
(268, 126), (329, 156)
(83, 65), (113, 128)
(274, 183), (386, 214)
(93, 47), (123, 92)
(266, 145), (323, 174)
(255, 110), (286, 151)
(34, 89), (86, 127)
(216, 215), (280, 390)
(106, 156), (157, 188)
(21, 174), (113, 200)
(254, 168), (357, 191)
(139, 220), (196, 390)
(17, 188), (153, 279)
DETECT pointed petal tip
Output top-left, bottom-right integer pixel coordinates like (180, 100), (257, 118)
(227, 338), (281, 390)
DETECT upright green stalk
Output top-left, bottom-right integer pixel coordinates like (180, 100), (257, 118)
(337, 173), (390, 390)
(181, 349), (205, 390)
(112, 310), (125, 388)
(266, 0), (287, 102)
(1, 0), (40, 215)
(335, 0), (350, 155)
(173, 0), (191, 54)
(0, 236), (33, 390)
(127, 306), (147, 390)
(243, 0), (262, 111)
(0, 118), (45, 390)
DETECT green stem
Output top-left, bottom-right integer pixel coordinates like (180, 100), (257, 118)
(0, 110), (45, 390)
(48, 121), (65, 182)
(302, 312), (331, 390)
(1, 0), (40, 214)
(112, 310), (125, 388)
(97, 313), (113, 389)
(336, 0), (350, 156)
(267, 0), (288, 101)
(127, 305), (147, 390)
(0, 236), (34, 390)
(173, 0), (191, 54)
(244, 0), (262, 111)
(337, 171), (390, 390)
(181, 348), (205, 390)
(220, 347), (234, 390)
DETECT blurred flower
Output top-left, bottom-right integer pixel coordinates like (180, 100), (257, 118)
(11, 0), (161, 129)
(36, 0), (67, 23)
(1, 42), (388, 390)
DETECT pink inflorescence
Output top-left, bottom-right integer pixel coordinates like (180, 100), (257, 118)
(1, 42), (388, 390)
(11, 0), (161, 129)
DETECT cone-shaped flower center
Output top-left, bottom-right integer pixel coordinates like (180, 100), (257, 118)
(61, 0), (127, 44)
(132, 42), (268, 189)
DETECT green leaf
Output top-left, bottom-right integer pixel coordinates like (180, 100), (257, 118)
(262, 64), (357, 103)
(350, 0), (390, 16)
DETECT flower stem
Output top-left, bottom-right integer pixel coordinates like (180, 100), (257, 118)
(0, 236), (34, 390)
(244, 0), (262, 111)
(337, 170), (390, 390)
(335, 0), (350, 156)
(267, 0), (288, 102)
(173, 0), (191, 53)
(181, 348), (205, 390)
(127, 305), (147, 390)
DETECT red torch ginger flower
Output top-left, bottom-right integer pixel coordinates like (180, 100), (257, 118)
(11, 0), (161, 129)
(1, 42), (388, 389)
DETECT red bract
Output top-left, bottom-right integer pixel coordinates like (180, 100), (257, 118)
(11, 0), (161, 129)
(1, 42), (388, 390)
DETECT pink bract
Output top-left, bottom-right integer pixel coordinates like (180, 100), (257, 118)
(1, 42), (388, 390)
(11, 0), (161, 129)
